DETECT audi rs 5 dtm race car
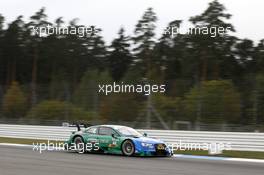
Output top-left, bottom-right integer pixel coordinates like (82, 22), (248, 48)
(65, 124), (173, 157)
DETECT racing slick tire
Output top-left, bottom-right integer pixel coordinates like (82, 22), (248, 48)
(121, 140), (135, 156)
(73, 136), (85, 153)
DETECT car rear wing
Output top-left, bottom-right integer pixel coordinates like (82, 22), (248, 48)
(69, 122), (93, 131)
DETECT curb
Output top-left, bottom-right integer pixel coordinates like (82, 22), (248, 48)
(173, 154), (264, 163)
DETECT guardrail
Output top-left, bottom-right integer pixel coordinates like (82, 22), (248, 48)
(0, 124), (264, 152)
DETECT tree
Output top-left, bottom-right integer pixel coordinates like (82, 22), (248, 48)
(0, 5), (263, 128)
(73, 69), (112, 112)
(0, 14), (5, 85)
(108, 28), (132, 81)
(2, 81), (27, 118)
(39, 17), (67, 85)
(133, 8), (157, 78)
(0, 14), (4, 30)
(85, 26), (107, 71)
(188, 0), (236, 81)
(48, 69), (69, 100)
(233, 39), (255, 76)
(153, 20), (191, 96)
(152, 94), (182, 122)
(27, 100), (92, 121)
(251, 74), (264, 124)
(100, 93), (143, 122)
(2, 16), (26, 85)
(153, 20), (183, 80)
(255, 40), (264, 73)
(26, 8), (51, 105)
(183, 80), (241, 124)
(63, 19), (89, 87)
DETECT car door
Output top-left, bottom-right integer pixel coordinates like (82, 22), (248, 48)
(83, 127), (99, 151)
(97, 127), (118, 151)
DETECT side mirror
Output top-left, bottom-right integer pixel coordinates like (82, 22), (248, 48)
(111, 133), (118, 138)
(143, 133), (148, 137)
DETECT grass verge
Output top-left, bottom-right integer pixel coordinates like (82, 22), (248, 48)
(0, 137), (63, 145)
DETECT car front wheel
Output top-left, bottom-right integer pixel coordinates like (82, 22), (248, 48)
(122, 140), (135, 156)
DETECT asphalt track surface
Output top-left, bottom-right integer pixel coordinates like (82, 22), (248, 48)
(0, 145), (263, 175)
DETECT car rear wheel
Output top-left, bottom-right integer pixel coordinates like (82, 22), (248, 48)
(74, 136), (85, 153)
(122, 140), (135, 156)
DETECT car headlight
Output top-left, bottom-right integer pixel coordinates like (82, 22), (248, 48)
(141, 142), (154, 147)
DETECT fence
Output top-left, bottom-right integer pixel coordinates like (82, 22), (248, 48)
(0, 124), (263, 152)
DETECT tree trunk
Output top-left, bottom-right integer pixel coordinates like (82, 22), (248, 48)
(31, 45), (38, 106)
(6, 60), (11, 86)
(213, 61), (219, 80)
(201, 57), (208, 81)
(11, 58), (16, 82)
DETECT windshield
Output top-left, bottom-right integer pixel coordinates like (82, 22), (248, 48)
(117, 127), (142, 137)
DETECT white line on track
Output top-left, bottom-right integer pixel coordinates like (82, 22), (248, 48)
(173, 154), (264, 163)
(0, 143), (32, 148)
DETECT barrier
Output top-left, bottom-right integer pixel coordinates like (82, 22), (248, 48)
(0, 124), (263, 152)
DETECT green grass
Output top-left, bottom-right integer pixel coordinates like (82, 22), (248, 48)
(175, 150), (264, 159)
(1, 137), (263, 159)
(0, 137), (64, 145)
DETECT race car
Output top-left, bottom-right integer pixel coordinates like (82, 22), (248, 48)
(65, 124), (173, 157)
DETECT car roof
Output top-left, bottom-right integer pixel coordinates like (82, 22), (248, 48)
(96, 125), (127, 130)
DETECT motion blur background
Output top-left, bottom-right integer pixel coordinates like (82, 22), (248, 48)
(0, 0), (263, 132)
